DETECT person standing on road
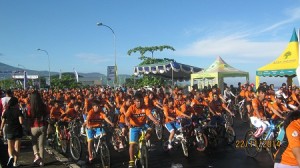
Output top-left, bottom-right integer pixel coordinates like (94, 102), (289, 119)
(274, 110), (300, 168)
(27, 90), (47, 166)
(1, 89), (13, 143)
(0, 96), (23, 167)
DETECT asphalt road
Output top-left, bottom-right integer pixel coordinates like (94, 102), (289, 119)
(74, 115), (274, 168)
(0, 115), (275, 168)
(0, 137), (68, 168)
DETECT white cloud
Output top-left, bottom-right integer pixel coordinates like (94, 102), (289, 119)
(75, 53), (111, 64)
(176, 35), (286, 58)
(261, 7), (300, 33)
(177, 7), (300, 59)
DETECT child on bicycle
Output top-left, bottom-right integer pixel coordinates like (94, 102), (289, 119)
(125, 93), (159, 168)
(86, 99), (114, 163)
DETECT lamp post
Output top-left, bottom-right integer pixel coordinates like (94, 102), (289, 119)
(96, 22), (117, 86)
(37, 48), (51, 88)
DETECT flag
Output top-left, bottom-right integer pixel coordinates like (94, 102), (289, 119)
(23, 71), (28, 90)
(59, 69), (62, 79)
(114, 65), (118, 84)
(73, 68), (79, 83)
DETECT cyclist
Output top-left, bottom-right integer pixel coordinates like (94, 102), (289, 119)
(287, 87), (300, 110)
(125, 93), (159, 168)
(250, 88), (269, 138)
(245, 85), (255, 117)
(117, 95), (132, 149)
(163, 97), (190, 149)
(60, 102), (81, 122)
(208, 93), (234, 128)
(47, 100), (65, 139)
(86, 99), (114, 163)
(223, 86), (236, 102)
(208, 86), (226, 103)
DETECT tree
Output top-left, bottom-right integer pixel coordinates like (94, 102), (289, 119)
(51, 73), (83, 89)
(126, 45), (176, 88)
(127, 45), (175, 59)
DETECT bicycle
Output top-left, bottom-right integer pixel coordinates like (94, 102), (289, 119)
(244, 120), (282, 161)
(90, 127), (111, 168)
(134, 128), (149, 168)
(152, 108), (163, 141)
(238, 99), (249, 122)
(68, 119), (82, 161)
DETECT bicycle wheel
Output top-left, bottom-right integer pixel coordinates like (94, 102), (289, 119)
(100, 142), (111, 168)
(195, 132), (208, 151)
(139, 143), (148, 168)
(207, 128), (218, 148)
(70, 135), (81, 161)
(225, 126), (236, 145)
(244, 129), (258, 157)
(181, 139), (189, 158)
(155, 124), (163, 140)
(224, 113), (234, 126)
(241, 107), (249, 123)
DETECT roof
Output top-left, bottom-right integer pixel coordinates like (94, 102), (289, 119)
(256, 29), (299, 77)
(133, 61), (202, 80)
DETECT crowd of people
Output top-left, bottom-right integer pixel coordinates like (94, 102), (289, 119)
(0, 81), (300, 168)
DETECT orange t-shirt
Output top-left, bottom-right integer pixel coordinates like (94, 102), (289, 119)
(50, 107), (64, 120)
(125, 104), (151, 127)
(86, 109), (107, 128)
(275, 119), (300, 166)
(163, 105), (179, 123)
(62, 108), (78, 122)
(251, 98), (264, 118)
(119, 104), (129, 124)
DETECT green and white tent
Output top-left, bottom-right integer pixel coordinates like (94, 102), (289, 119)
(191, 56), (249, 92)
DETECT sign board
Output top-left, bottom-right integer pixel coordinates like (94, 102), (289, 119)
(107, 66), (116, 81)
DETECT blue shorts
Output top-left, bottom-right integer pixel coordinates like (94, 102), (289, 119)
(164, 121), (181, 132)
(115, 108), (120, 115)
(86, 127), (106, 141)
(129, 124), (150, 144)
(119, 123), (126, 129)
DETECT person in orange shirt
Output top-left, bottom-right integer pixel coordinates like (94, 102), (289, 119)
(191, 91), (209, 118)
(208, 87), (226, 103)
(86, 100), (114, 162)
(125, 93), (159, 168)
(163, 98), (190, 150)
(119, 96), (132, 140)
(287, 87), (300, 110)
(50, 100), (65, 121)
(274, 111), (300, 167)
(60, 102), (80, 122)
(65, 97), (75, 111)
(209, 93), (234, 127)
(245, 85), (255, 116)
(262, 99), (285, 121)
(250, 88), (269, 138)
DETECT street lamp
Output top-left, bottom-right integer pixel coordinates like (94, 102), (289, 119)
(96, 22), (117, 86)
(37, 48), (51, 88)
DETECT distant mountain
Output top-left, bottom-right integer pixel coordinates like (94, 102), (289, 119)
(0, 62), (132, 81)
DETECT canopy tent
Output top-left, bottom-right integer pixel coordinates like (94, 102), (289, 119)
(191, 56), (249, 92)
(256, 29), (299, 87)
(133, 61), (202, 84)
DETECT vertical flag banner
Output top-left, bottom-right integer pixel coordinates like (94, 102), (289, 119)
(73, 68), (79, 83)
(114, 65), (118, 84)
(59, 69), (62, 79)
(24, 71), (28, 90)
(107, 66), (115, 81)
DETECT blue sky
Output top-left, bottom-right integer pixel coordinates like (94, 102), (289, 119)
(1, 0), (300, 86)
